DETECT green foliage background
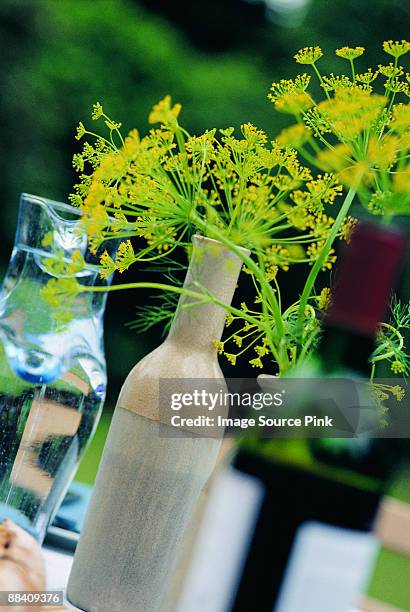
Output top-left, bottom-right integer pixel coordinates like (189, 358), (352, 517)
(1, 2), (410, 606)
(1, 0), (409, 402)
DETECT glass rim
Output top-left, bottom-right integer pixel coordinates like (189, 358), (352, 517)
(21, 192), (83, 220)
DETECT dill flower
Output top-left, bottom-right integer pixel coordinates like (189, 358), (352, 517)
(285, 205), (310, 231)
(391, 360), (406, 374)
(383, 40), (410, 59)
(40, 278), (80, 309)
(268, 41), (409, 219)
(91, 102), (104, 120)
(277, 123), (311, 148)
(294, 46), (323, 65)
(310, 212), (335, 238)
(241, 122), (268, 145)
(317, 89), (387, 140)
(212, 341), (225, 355)
(256, 340), (270, 357)
(356, 69), (379, 84)
(274, 92), (314, 115)
(75, 122), (86, 140)
(115, 240), (137, 273)
(367, 135), (399, 169)
(378, 63), (404, 79)
(148, 95), (182, 126)
(391, 385), (405, 401)
(335, 46), (365, 60)
(225, 354), (237, 366)
(249, 357), (263, 369)
(374, 388), (389, 402)
(268, 75), (311, 102)
(317, 287), (331, 311)
(321, 74), (355, 92)
(393, 165), (410, 193)
(100, 251), (117, 279)
(367, 191), (390, 215)
(72, 153), (85, 172)
(225, 313), (234, 327)
(307, 241), (337, 270)
(303, 108), (332, 135)
(385, 79), (409, 95)
(233, 334), (243, 347)
(306, 174), (343, 207)
(265, 245), (291, 272)
(340, 216), (358, 242)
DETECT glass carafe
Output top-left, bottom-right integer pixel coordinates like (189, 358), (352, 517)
(0, 193), (112, 542)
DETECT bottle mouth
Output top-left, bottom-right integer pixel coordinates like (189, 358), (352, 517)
(192, 233), (251, 257)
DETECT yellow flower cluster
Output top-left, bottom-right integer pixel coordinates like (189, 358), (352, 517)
(336, 47), (365, 60)
(294, 46), (323, 65)
(70, 97), (336, 281)
(52, 40), (409, 379)
(269, 40), (410, 217)
(383, 40), (410, 59)
(148, 95), (182, 126)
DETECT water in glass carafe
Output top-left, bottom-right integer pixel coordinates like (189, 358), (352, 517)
(0, 193), (112, 541)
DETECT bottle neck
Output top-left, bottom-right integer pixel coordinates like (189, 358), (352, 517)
(167, 236), (247, 352)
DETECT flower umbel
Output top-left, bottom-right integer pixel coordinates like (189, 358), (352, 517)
(294, 46), (323, 65)
(383, 40), (410, 59)
(336, 46), (365, 60)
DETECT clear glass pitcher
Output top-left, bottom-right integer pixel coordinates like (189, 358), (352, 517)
(0, 193), (112, 542)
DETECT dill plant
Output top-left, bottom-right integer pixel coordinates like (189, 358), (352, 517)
(272, 41), (410, 326)
(60, 96), (348, 373)
(43, 41), (410, 393)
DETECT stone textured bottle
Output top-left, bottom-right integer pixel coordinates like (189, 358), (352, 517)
(67, 235), (248, 612)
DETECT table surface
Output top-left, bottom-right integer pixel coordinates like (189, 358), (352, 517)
(42, 546), (364, 612)
(44, 547), (75, 610)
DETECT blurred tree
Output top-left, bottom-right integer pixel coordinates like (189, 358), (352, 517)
(138, 0), (269, 52)
(0, 0), (275, 240)
(0, 0), (409, 401)
(0, 0), (278, 401)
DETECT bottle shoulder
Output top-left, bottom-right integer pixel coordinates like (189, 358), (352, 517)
(127, 339), (223, 379)
(117, 339), (225, 421)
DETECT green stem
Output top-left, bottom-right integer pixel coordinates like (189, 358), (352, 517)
(257, 252), (283, 368)
(299, 146), (320, 167)
(191, 214), (286, 354)
(298, 327), (320, 363)
(81, 281), (261, 329)
(312, 63), (330, 100)
(350, 59), (356, 81)
(370, 323), (404, 364)
(296, 185), (357, 344)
